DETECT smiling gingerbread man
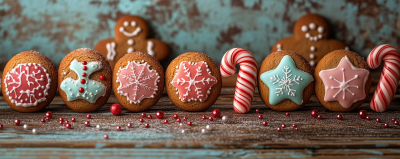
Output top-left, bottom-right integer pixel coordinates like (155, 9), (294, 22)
(95, 15), (169, 69)
(272, 14), (347, 67)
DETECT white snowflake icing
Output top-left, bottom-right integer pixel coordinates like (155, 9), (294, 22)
(329, 68), (359, 99)
(270, 66), (303, 97)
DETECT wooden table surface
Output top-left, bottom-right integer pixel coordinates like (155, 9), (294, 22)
(0, 85), (400, 158)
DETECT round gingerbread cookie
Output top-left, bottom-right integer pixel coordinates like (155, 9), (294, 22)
(58, 48), (112, 112)
(315, 50), (372, 112)
(166, 52), (222, 111)
(258, 50), (314, 111)
(1, 51), (57, 112)
(113, 52), (164, 112)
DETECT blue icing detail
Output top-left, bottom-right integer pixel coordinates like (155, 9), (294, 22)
(60, 60), (106, 103)
(260, 55), (314, 105)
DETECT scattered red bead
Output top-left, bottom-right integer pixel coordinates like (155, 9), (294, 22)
(183, 116), (188, 121)
(71, 118), (76, 122)
(176, 118), (181, 122)
(366, 116), (370, 120)
(46, 111), (53, 118)
(86, 114), (91, 119)
(59, 121), (63, 125)
(141, 112), (146, 118)
(147, 115), (152, 119)
(286, 112), (290, 116)
(65, 120), (69, 125)
(116, 126), (121, 131)
(82, 66), (87, 70)
(156, 111), (164, 119)
(110, 104), (122, 116)
(262, 121), (268, 126)
(104, 134), (108, 139)
(60, 118), (64, 122)
(292, 124), (296, 128)
(376, 118), (381, 123)
(80, 79), (86, 84)
(82, 61), (87, 65)
(187, 121), (192, 126)
(15, 119), (20, 126)
(85, 121), (90, 127)
(79, 87), (84, 93)
(359, 110), (367, 118)
(144, 123), (149, 128)
(201, 115), (206, 120)
(277, 127), (281, 132)
(66, 124), (71, 129)
(209, 116), (213, 121)
(99, 75), (104, 80)
(82, 72), (86, 77)
(46, 117), (50, 121)
(311, 109), (319, 118)
(336, 114), (342, 120)
(395, 121), (399, 125)
(139, 118), (144, 122)
(317, 115), (322, 120)
(281, 124), (286, 128)
(0, 124), (3, 130)
(255, 109), (260, 113)
(384, 123), (389, 128)
(258, 114), (263, 119)
(164, 120), (168, 124)
(294, 127), (299, 131)
(41, 119), (45, 123)
(212, 109), (221, 118)
(173, 114), (179, 119)
(392, 118), (396, 122)
(127, 123), (132, 128)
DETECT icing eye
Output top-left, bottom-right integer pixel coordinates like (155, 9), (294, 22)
(119, 27), (124, 32)
(318, 26), (324, 33)
(123, 21), (129, 27)
(301, 25), (308, 32)
(309, 23), (316, 30)
(131, 21), (136, 27)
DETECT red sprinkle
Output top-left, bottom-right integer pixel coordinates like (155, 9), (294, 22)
(255, 109), (260, 113)
(317, 115), (322, 120)
(104, 134), (108, 139)
(286, 112), (290, 116)
(359, 110), (367, 118)
(384, 123), (389, 128)
(80, 79), (86, 84)
(212, 109), (221, 118)
(127, 123), (132, 128)
(66, 124), (71, 129)
(59, 121), (63, 125)
(99, 75), (104, 80)
(79, 87), (84, 93)
(144, 123), (149, 128)
(85, 121), (90, 127)
(46, 111), (53, 118)
(258, 114), (263, 119)
(82, 61), (87, 65)
(208, 116), (213, 121)
(295, 127), (299, 131)
(65, 120), (69, 125)
(141, 112), (146, 118)
(156, 111), (164, 119)
(187, 121), (192, 126)
(176, 118), (181, 122)
(139, 119), (144, 122)
(281, 124), (286, 128)
(60, 118), (64, 122)
(395, 121), (399, 125)
(292, 124), (296, 128)
(15, 119), (20, 126)
(173, 114), (179, 119)
(311, 109), (318, 118)
(147, 115), (152, 119)
(376, 118), (381, 123)
(366, 116), (370, 120)
(183, 116), (188, 121)
(277, 127), (281, 132)
(86, 114), (91, 119)
(82, 66), (87, 70)
(46, 117), (50, 121)
(336, 114), (342, 120)
(262, 121), (267, 126)
(82, 72), (86, 77)
(164, 120), (168, 124)
(392, 118), (396, 122)
(71, 118), (76, 122)
(116, 126), (121, 131)
(0, 124), (3, 130)
(201, 115), (206, 120)
(40, 119), (45, 123)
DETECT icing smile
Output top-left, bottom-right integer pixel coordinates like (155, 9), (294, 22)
(119, 21), (141, 37)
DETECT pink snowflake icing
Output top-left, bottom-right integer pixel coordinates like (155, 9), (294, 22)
(4, 63), (51, 107)
(171, 61), (217, 102)
(116, 61), (160, 104)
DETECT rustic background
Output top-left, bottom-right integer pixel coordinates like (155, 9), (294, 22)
(0, 0), (399, 69)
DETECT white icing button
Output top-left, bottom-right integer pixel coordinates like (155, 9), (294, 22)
(131, 21), (136, 26)
(305, 33), (310, 38)
(301, 25), (308, 32)
(318, 26), (324, 33)
(345, 46), (349, 50)
(313, 36), (318, 41)
(123, 21), (129, 26)
(310, 60), (315, 66)
(309, 54), (315, 59)
(127, 47), (134, 53)
(318, 34), (323, 39)
(309, 37), (313, 41)
(310, 46), (315, 52)
(277, 44), (281, 48)
(127, 39), (134, 45)
(309, 23), (316, 29)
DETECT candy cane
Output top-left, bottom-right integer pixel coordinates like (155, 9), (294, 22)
(220, 48), (258, 113)
(367, 44), (400, 112)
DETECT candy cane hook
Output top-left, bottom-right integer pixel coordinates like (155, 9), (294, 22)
(367, 44), (400, 112)
(220, 48), (258, 113)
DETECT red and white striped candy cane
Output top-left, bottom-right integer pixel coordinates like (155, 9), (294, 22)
(220, 48), (258, 113)
(367, 44), (400, 112)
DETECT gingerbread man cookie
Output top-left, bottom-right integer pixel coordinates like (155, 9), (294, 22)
(272, 14), (348, 67)
(95, 15), (170, 70)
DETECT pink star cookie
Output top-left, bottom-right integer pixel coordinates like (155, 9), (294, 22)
(319, 56), (369, 108)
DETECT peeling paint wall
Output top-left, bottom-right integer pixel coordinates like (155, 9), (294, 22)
(0, 0), (399, 69)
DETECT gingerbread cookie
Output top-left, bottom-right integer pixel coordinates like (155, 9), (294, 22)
(315, 50), (372, 112)
(166, 52), (222, 111)
(272, 14), (347, 67)
(258, 50), (314, 111)
(113, 52), (164, 112)
(58, 48), (112, 112)
(95, 15), (170, 70)
(1, 51), (57, 112)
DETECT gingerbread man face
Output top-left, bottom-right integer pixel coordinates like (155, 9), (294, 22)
(272, 14), (347, 67)
(95, 15), (170, 70)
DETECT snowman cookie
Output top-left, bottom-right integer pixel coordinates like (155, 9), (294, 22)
(272, 14), (347, 67)
(1, 51), (57, 112)
(58, 48), (112, 112)
(95, 15), (170, 70)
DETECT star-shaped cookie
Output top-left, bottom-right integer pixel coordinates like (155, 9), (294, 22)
(260, 55), (314, 105)
(319, 56), (369, 108)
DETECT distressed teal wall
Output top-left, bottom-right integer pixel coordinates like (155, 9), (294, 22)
(0, 0), (399, 69)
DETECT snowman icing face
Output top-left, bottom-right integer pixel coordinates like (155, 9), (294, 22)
(119, 21), (141, 37)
